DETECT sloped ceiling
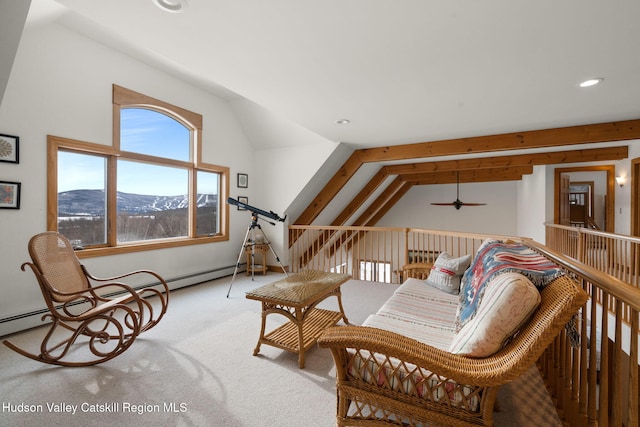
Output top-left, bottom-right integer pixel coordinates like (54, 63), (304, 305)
(14, 1), (640, 227)
(0, 1), (31, 105)
(26, 0), (640, 150)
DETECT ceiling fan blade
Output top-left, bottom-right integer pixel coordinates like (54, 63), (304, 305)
(430, 173), (487, 209)
(430, 200), (487, 209)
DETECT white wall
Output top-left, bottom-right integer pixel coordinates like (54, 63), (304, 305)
(517, 166), (548, 243)
(378, 181), (518, 236)
(230, 97), (339, 267)
(0, 21), (256, 335)
(252, 142), (338, 265)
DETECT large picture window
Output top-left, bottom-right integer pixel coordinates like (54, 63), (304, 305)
(48, 85), (229, 257)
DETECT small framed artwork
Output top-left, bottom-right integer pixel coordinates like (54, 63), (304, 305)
(0, 181), (21, 209)
(237, 173), (248, 188)
(237, 196), (248, 210)
(0, 134), (19, 164)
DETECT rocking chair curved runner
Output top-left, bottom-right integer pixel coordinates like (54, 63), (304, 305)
(3, 232), (170, 366)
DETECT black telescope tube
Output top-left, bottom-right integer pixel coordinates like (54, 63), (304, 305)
(227, 198), (286, 222)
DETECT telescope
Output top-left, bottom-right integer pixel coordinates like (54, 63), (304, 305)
(226, 197), (288, 297)
(227, 197), (286, 224)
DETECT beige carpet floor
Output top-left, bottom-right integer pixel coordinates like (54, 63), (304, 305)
(0, 273), (561, 426)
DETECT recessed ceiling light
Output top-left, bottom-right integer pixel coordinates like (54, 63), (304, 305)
(578, 78), (604, 88)
(152, 0), (188, 13)
(336, 119), (351, 125)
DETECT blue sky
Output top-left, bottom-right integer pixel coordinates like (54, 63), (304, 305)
(58, 108), (218, 196)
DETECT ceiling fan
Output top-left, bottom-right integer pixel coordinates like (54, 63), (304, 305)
(430, 171), (487, 210)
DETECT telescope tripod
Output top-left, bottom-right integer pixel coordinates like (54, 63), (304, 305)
(226, 213), (288, 298)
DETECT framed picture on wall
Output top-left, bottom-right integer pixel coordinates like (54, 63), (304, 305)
(237, 173), (248, 188)
(0, 134), (19, 164)
(0, 181), (21, 209)
(237, 196), (248, 210)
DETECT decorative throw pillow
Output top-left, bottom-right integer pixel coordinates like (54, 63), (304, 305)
(425, 252), (471, 294)
(449, 272), (541, 357)
(456, 239), (563, 331)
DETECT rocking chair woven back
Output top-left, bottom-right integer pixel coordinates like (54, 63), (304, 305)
(4, 231), (170, 366)
(27, 232), (90, 303)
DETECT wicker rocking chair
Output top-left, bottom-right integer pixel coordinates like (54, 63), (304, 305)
(3, 232), (170, 366)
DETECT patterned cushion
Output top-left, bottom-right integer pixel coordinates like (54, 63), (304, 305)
(347, 350), (480, 412)
(425, 252), (471, 294)
(456, 239), (563, 330)
(449, 272), (541, 357)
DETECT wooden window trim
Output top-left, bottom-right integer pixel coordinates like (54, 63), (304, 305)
(46, 86), (229, 258)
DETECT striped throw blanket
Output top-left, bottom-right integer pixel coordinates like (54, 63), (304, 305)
(457, 240), (564, 330)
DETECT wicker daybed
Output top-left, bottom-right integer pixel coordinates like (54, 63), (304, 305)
(318, 240), (588, 427)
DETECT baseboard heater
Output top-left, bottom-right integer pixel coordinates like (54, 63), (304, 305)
(0, 265), (238, 335)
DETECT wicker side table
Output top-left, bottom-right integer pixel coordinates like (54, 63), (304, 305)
(245, 270), (351, 368)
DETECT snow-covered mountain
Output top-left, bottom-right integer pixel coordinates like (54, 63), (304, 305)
(58, 189), (217, 216)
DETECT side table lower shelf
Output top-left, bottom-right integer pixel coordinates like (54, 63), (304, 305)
(257, 308), (343, 368)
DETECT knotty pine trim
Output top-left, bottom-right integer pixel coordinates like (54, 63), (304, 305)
(331, 169), (388, 226)
(294, 151), (364, 225)
(351, 177), (407, 226)
(358, 119), (640, 163)
(364, 181), (413, 226)
(401, 166), (533, 185)
(383, 146), (628, 175)
(327, 181), (413, 257)
(113, 84), (203, 130)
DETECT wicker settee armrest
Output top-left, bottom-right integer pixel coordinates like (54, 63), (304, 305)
(318, 325), (525, 387)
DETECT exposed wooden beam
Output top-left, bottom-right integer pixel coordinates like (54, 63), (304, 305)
(293, 119), (640, 227)
(331, 168), (388, 226)
(383, 146), (629, 175)
(358, 119), (640, 163)
(402, 166), (534, 185)
(325, 147), (626, 229)
(333, 181), (413, 255)
(294, 151), (364, 226)
(363, 181), (413, 226)
(294, 173), (399, 259)
(351, 177), (409, 226)
(296, 177), (410, 259)
(289, 168), (388, 250)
